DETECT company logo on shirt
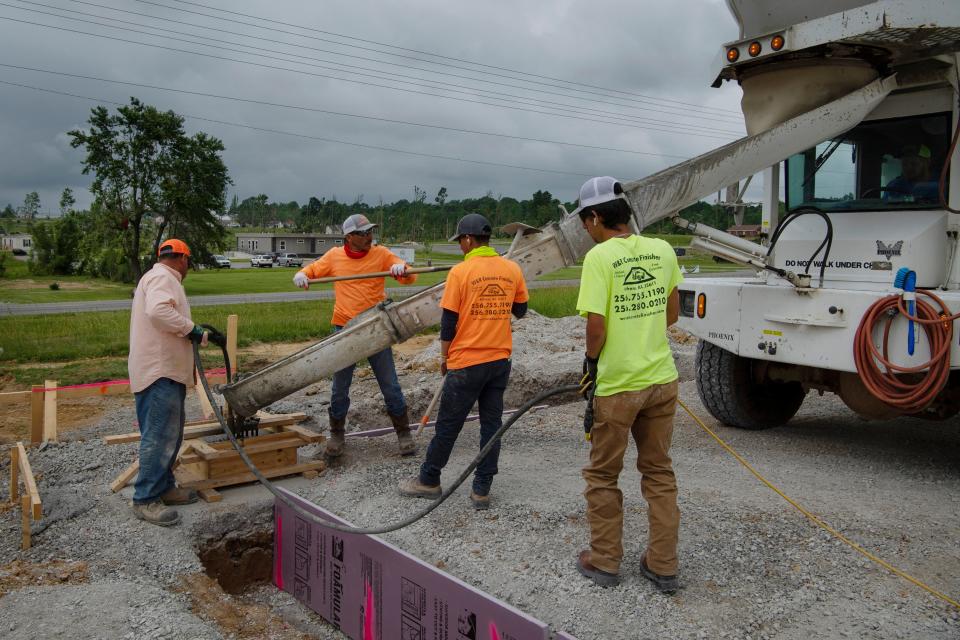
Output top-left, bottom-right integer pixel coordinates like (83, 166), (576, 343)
(623, 266), (656, 285)
(479, 283), (507, 297)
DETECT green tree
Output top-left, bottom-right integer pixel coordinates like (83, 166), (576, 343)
(28, 213), (83, 275)
(68, 98), (230, 282)
(151, 132), (231, 264)
(20, 191), (40, 220)
(59, 187), (76, 216)
(1, 204), (15, 219)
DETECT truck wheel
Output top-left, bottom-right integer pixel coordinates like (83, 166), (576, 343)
(695, 341), (805, 430)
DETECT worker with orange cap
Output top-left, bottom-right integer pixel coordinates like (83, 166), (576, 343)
(128, 239), (219, 526)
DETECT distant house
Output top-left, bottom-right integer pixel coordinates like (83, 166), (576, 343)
(235, 232), (344, 257)
(1, 233), (32, 254)
(726, 224), (762, 238)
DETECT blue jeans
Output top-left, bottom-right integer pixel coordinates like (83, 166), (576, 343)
(133, 377), (186, 504)
(419, 359), (511, 496)
(329, 325), (407, 420)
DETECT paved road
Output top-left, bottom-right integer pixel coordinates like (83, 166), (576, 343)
(1, 271), (749, 316)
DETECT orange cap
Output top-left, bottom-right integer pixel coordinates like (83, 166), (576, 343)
(158, 238), (191, 257)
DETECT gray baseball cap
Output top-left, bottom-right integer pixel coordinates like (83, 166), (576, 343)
(449, 213), (493, 242)
(342, 213), (377, 235)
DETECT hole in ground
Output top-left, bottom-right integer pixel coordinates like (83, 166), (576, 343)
(196, 517), (274, 595)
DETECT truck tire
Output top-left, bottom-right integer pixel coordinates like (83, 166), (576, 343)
(695, 341), (805, 430)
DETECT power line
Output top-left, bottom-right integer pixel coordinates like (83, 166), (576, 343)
(0, 63), (694, 160)
(0, 78), (606, 177)
(142, 0), (742, 117)
(2, 1), (742, 134)
(47, 0), (745, 125)
(0, 14), (738, 140)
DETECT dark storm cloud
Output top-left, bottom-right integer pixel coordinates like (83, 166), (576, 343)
(0, 0), (744, 213)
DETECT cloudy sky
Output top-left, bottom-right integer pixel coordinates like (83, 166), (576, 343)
(0, 0), (746, 214)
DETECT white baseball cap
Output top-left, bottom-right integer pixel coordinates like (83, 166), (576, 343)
(572, 176), (626, 217)
(342, 213), (377, 235)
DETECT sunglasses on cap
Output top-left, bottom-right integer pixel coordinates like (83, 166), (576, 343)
(350, 229), (373, 237)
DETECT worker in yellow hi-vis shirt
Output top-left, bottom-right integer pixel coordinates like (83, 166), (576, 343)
(571, 176), (683, 594)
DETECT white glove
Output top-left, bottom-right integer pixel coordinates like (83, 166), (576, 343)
(293, 272), (309, 289)
(389, 263), (408, 279)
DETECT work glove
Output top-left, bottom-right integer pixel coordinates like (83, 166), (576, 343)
(187, 325), (209, 347)
(580, 354), (599, 399)
(389, 263), (408, 279)
(293, 271), (309, 289)
(202, 324), (228, 349)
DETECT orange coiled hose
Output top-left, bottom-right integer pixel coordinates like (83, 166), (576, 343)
(853, 289), (958, 414)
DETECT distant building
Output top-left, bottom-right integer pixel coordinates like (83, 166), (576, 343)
(1, 233), (32, 253)
(726, 224), (762, 238)
(235, 232), (344, 257)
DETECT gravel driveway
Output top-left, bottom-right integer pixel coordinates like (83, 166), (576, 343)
(1, 314), (957, 639)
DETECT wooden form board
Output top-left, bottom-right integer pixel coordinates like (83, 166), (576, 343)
(108, 416), (323, 500)
(9, 442), (43, 550)
(102, 412), (309, 445)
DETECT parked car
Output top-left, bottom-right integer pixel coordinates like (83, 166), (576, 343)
(251, 254), (274, 268)
(212, 254), (231, 268)
(277, 253), (303, 267)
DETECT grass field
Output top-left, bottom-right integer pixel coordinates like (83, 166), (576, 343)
(0, 258), (587, 303)
(0, 287), (580, 386)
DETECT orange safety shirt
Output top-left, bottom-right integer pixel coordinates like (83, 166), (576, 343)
(299, 245), (416, 326)
(441, 253), (528, 370)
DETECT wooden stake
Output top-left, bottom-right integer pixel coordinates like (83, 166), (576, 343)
(30, 385), (44, 444)
(110, 460), (140, 493)
(9, 445), (18, 503)
(16, 443), (41, 520)
(416, 375), (445, 438)
(21, 495), (30, 551)
(43, 379), (58, 442)
(227, 314), (238, 377)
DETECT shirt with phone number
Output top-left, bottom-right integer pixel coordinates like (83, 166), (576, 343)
(576, 236), (683, 396)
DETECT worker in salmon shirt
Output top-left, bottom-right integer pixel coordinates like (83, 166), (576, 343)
(293, 213), (417, 458)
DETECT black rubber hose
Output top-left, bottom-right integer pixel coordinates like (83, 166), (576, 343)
(193, 341), (580, 534)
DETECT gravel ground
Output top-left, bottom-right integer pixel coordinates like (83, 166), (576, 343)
(1, 312), (958, 639)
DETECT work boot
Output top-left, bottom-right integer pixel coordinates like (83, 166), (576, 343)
(469, 490), (490, 511)
(576, 550), (620, 588)
(325, 413), (346, 458)
(389, 410), (416, 456)
(398, 476), (441, 499)
(161, 486), (199, 506)
(640, 553), (679, 595)
(132, 501), (181, 527)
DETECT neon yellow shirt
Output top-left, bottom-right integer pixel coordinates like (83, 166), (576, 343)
(576, 235), (683, 396)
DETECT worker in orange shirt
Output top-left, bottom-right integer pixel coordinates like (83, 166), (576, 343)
(398, 214), (528, 510)
(293, 213), (418, 458)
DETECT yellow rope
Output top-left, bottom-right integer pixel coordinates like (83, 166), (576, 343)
(676, 398), (960, 610)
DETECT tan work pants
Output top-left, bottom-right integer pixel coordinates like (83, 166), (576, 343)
(582, 379), (680, 576)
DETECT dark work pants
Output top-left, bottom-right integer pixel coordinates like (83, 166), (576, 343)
(418, 359), (511, 496)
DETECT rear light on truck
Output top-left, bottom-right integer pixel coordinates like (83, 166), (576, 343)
(771, 34), (785, 51)
(748, 41), (762, 57)
(726, 47), (740, 63)
(697, 293), (707, 318)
